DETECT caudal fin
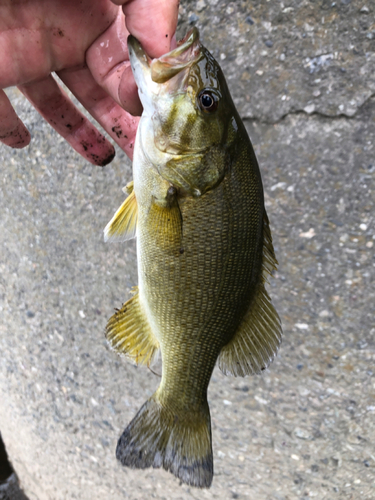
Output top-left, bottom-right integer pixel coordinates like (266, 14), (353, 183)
(116, 394), (213, 488)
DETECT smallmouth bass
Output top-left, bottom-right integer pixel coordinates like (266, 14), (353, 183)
(104, 28), (282, 488)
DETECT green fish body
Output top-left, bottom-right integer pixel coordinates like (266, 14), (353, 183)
(104, 28), (282, 488)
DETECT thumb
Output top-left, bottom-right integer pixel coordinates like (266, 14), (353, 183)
(116, 0), (179, 58)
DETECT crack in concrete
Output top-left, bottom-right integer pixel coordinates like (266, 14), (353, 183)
(243, 92), (375, 125)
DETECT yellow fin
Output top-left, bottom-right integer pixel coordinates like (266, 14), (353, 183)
(147, 187), (182, 251)
(106, 287), (159, 366)
(104, 183), (137, 243)
(218, 211), (282, 376)
(122, 180), (134, 195)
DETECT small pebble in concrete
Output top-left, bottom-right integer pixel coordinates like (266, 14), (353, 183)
(360, 5), (369, 13)
(188, 13), (199, 23)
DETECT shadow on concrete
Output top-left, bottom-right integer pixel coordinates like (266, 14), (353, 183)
(0, 434), (29, 500)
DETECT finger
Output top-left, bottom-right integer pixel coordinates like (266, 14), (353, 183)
(86, 10), (142, 116)
(58, 65), (139, 160)
(18, 75), (116, 166)
(0, 89), (31, 148)
(117, 64), (142, 116)
(122, 0), (179, 58)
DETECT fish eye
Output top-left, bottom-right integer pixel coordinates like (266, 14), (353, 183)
(198, 90), (219, 113)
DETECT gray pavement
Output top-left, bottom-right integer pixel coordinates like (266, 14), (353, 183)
(1, 1), (374, 499)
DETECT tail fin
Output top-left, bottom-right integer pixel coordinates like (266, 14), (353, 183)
(116, 394), (213, 488)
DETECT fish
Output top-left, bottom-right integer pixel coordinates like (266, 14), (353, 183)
(104, 27), (282, 489)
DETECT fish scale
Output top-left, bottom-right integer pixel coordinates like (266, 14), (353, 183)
(104, 27), (282, 488)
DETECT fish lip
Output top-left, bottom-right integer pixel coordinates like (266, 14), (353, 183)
(127, 35), (152, 87)
(165, 27), (200, 59)
(128, 35), (157, 113)
(150, 27), (202, 84)
(128, 28), (202, 86)
(127, 35), (151, 69)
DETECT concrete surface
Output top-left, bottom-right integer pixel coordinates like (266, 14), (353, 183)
(0, 1), (374, 499)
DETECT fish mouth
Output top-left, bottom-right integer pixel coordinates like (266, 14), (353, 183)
(128, 28), (202, 91)
(128, 28), (206, 160)
(151, 28), (202, 83)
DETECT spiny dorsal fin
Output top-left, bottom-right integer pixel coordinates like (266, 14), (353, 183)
(104, 182), (137, 242)
(218, 211), (282, 376)
(106, 287), (159, 366)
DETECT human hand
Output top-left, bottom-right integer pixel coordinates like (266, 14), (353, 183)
(0, 0), (178, 164)
(85, 0), (179, 158)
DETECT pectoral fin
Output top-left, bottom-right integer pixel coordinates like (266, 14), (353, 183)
(106, 287), (159, 366)
(122, 180), (134, 195)
(104, 181), (138, 242)
(147, 187), (183, 251)
(218, 211), (282, 376)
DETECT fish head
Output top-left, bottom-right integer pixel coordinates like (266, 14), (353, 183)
(128, 28), (239, 196)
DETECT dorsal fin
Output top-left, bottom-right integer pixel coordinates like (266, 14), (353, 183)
(218, 211), (282, 376)
(104, 181), (138, 242)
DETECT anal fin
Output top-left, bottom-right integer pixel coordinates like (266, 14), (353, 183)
(106, 287), (159, 366)
(218, 210), (282, 376)
(104, 181), (138, 242)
